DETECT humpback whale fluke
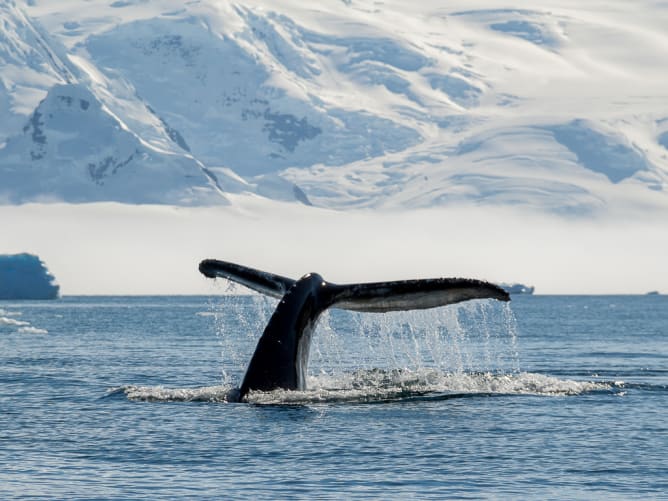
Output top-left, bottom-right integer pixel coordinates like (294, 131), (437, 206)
(199, 259), (510, 401)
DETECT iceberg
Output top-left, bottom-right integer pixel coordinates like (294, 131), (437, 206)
(501, 283), (535, 295)
(0, 253), (59, 299)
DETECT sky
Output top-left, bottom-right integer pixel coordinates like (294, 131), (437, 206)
(1, 197), (666, 295)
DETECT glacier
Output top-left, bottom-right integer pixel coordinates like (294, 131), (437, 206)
(0, 0), (666, 211)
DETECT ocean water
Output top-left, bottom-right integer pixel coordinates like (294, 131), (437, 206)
(1, 295), (666, 499)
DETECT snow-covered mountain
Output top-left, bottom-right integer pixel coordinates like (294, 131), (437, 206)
(0, 82), (229, 204)
(1, 0), (668, 212)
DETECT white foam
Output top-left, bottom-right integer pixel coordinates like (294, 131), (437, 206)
(245, 370), (610, 405)
(116, 384), (234, 403)
(0, 316), (30, 327)
(115, 370), (611, 405)
(17, 326), (48, 334)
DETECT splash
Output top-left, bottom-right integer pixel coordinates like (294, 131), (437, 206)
(149, 293), (609, 405)
(113, 371), (612, 405)
(110, 385), (235, 403)
(207, 291), (278, 386)
(204, 294), (522, 387)
(308, 299), (521, 377)
(246, 370), (612, 405)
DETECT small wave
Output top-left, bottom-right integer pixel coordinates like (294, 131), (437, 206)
(608, 381), (667, 392)
(195, 311), (217, 317)
(1, 314), (48, 334)
(17, 326), (48, 335)
(0, 316), (30, 327)
(0, 308), (22, 317)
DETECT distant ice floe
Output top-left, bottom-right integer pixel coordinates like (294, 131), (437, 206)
(500, 283), (535, 295)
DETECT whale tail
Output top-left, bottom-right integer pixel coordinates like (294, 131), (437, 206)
(199, 259), (509, 400)
(199, 259), (294, 299)
(198, 259), (509, 311)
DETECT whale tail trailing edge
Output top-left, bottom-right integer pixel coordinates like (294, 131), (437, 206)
(199, 259), (509, 311)
(327, 277), (510, 312)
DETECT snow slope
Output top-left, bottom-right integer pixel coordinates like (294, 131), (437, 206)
(1, 0), (667, 211)
(0, 82), (226, 204)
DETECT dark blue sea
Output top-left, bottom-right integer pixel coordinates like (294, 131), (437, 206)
(1, 295), (666, 499)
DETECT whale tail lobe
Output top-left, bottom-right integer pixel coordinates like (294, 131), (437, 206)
(198, 259), (509, 311)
